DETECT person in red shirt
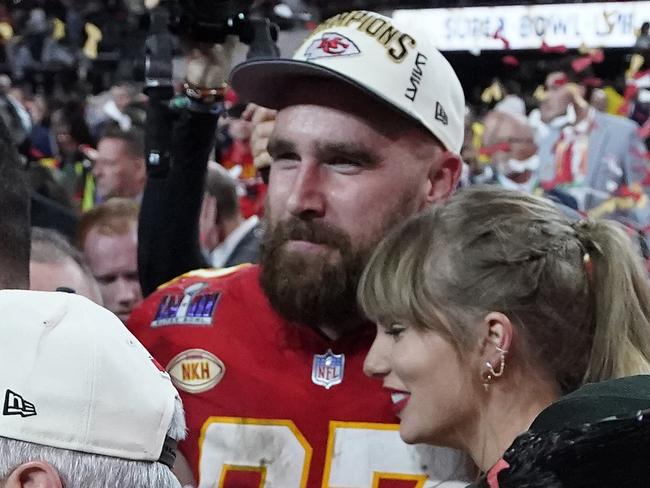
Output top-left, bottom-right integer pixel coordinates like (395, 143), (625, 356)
(130, 10), (470, 488)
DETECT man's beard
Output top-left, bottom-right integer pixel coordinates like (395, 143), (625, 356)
(259, 216), (372, 333)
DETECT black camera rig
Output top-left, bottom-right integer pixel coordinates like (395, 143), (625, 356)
(142, 0), (279, 176)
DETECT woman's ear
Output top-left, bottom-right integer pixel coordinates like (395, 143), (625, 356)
(4, 461), (63, 488)
(478, 311), (514, 369)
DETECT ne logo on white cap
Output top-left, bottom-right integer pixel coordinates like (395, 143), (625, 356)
(3, 390), (37, 418)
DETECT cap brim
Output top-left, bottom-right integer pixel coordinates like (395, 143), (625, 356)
(229, 58), (422, 127)
(231, 58), (364, 108)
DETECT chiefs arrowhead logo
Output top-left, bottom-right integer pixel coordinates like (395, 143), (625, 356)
(304, 33), (361, 60)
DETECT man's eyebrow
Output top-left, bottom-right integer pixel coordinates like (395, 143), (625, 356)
(314, 141), (379, 166)
(267, 137), (296, 156)
(94, 272), (116, 281)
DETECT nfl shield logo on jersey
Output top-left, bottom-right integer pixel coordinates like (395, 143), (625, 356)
(312, 349), (345, 389)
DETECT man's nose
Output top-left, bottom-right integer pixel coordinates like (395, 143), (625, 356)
(116, 276), (141, 306)
(286, 161), (326, 220)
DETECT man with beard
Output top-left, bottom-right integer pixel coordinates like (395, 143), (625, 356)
(129, 10), (469, 488)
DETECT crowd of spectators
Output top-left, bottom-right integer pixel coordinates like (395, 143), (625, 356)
(0, 2), (650, 487)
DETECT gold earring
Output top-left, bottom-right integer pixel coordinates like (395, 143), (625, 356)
(482, 369), (493, 391)
(482, 347), (507, 391)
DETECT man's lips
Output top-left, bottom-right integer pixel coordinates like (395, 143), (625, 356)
(285, 240), (330, 253)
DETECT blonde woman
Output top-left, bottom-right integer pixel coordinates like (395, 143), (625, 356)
(359, 185), (650, 486)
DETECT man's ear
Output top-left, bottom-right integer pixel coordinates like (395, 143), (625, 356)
(424, 151), (463, 206)
(4, 461), (63, 488)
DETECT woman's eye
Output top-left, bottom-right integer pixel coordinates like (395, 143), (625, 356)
(384, 324), (406, 338)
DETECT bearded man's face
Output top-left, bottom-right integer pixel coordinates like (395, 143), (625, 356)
(258, 86), (453, 332)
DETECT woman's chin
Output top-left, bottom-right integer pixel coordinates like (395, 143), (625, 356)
(399, 424), (427, 445)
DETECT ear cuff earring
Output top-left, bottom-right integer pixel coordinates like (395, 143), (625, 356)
(482, 346), (507, 391)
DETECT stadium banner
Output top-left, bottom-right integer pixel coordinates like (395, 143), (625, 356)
(392, 2), (650, 51)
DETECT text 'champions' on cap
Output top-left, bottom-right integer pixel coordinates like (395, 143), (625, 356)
(230, 10), (465, 153)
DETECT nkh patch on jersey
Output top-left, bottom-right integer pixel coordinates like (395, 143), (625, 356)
(151, 282), (221, 327)
(166, 349), (225, 394)
(304, 33), (361, 60)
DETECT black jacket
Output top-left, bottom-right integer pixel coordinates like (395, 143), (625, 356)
(472, 375), (650, 488)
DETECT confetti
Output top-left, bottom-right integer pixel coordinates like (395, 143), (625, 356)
(540, 40), (568, 53)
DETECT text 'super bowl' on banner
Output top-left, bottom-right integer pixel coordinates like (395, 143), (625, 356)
(393, 2), (650, 51)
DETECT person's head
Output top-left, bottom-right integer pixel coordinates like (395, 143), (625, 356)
(539, 69), (589, 124)
(201, 163), (242, 252)
(0, 117), (29, 290)
(641, 21), (649, 35)
(230, 10), (465, 333)
(93, 123), (146, 201)
(50, 100), (95, 155)
(78, 199), (142, 323)
(0, 290), (184, 488)
(481, 110), (538, 186)
(361, 186), (650, 451)
(30, 227), (103, 304)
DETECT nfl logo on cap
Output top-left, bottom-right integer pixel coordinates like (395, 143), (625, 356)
(312, 349), (345, 389)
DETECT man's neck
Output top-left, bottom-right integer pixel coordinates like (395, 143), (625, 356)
(318, 324), (342, 340)
(316, 316), (368, 341)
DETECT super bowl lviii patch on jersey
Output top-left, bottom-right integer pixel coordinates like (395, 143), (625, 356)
(151, 282), (221, 327)
(166, 349), (225, 394)
(312, 349), (345, 389)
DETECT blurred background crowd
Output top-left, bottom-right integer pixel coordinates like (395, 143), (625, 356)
(0, 0), (649, 324)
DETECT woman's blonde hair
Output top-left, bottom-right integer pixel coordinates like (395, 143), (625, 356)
(358, 186), (650, 393)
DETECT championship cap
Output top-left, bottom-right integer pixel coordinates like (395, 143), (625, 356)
(230, 10), (465, 153)
(0, 290), (179, 466)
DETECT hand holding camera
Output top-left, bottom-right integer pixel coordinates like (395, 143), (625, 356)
(185, 37), (238, 98)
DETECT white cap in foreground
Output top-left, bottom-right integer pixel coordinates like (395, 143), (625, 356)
(0, 290), (179, 465)
(230, 10), (465, 153)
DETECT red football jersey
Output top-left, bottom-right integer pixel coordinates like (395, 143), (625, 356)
(129, 265), (467, 487)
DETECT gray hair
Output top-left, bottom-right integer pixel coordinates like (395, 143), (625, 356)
(31, 227), (86, 266)
(30, 227), (103, 303)
(0, 397), (186, 487)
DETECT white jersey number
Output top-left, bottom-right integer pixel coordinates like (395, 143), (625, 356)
(197, 417), (467, 488)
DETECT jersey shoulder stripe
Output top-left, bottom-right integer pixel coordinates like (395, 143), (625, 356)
(156, 264), (253, 291)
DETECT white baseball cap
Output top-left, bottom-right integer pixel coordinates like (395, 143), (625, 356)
(230, 10), (465, 153)
(0, 290), (179, 466)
